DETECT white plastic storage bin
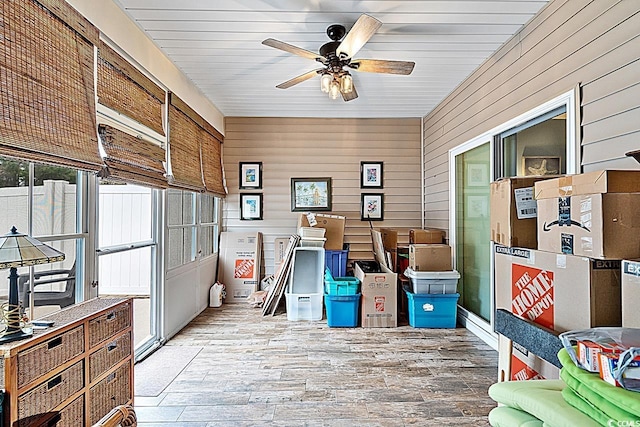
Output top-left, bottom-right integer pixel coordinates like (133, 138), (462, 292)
(299, 237), (326, 247)
(299, 227), (326, 239)
(285, 293), (324, 321)
(404, 267), (460, 294)
(289, 247), (325, 294)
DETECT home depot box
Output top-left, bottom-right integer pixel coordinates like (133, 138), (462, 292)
(298, 213), (345, 251)
(409, 229), (445, 244)
(494, 244), (621, 332)
(218, 232), (262, 303)
(622, 259), (640, 327)
(535, 170), (640, 259)
(507, 342), (560, 381)
(490, 176), (557, 249)
(354, 229), (398, 327)
(409, 244), (452, 271)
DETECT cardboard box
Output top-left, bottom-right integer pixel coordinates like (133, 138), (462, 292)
(274, 237), (290, 270)
(494, 244), (621, 332)
(599, 353), (640, 387)
(490, 176), (556, 248)
(409, 244), (452, 271)
(409, 229), (445, 244)
(622, 259), (640, 327)
(354, 229), (398, 327)
(218, 232), (262, 303)
(535, 170), (640, 259)
(509, 342), (560, 381)
(380, 228), (398, 271)
(298, 213), (345, 251)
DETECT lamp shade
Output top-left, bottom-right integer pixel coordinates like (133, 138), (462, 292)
(0, 227), (65, 269)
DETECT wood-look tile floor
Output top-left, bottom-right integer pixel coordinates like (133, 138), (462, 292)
(135, 303), (498, 426)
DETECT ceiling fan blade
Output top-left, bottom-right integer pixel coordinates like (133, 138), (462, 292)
(276, 69), (322, 89)
(336, 14), (382, 59)
(350, 59), (415, 75)
(342, 84), (358, 102)
(262, 38), (323, 62)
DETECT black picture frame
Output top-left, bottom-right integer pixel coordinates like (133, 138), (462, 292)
(239, 162), (262, 189)
(360, 161), (383, 189)
(361, 193), (384, 221)
(240, 193), (263, 220)
(290, 177), (332, 212)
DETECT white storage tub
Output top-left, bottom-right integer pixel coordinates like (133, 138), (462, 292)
(285, 293), (323, 321)
(299, 227), (326, 239)
(404, 267), (460, 294)
(289, 247), (325, 294)
(299, 237), (326, 248)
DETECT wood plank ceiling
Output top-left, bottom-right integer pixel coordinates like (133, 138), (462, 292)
(113, 0), (549, 118)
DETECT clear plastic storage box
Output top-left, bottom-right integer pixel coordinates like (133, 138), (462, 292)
(404, 267), (460, 294)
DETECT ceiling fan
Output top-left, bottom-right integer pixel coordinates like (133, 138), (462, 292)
(262, 14), (415, 102)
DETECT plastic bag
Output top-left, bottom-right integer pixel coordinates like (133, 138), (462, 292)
(559, 327), (640, 392)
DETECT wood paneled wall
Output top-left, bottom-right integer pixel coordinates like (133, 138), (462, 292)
(223, 117), (422, 274)
(422, 0), (640, 231)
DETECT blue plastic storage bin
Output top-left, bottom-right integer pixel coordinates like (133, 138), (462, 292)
(325, 293), (360, 327)
(405, 290), (459, 328)
(324, 268), (360, 295)
(325, 249), (349, 277)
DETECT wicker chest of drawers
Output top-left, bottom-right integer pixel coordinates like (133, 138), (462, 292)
(0, 298), (134, 426)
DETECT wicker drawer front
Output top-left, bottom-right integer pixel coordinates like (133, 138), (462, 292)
(89, 361), (132, 424)
(18, 395), (84, 427)
(17, 326), (85, 389)
(17, 361), (84, 420)
(89, 303), (131, 348)
(89, 331), (131, 382)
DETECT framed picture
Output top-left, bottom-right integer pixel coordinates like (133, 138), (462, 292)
(361, 193), (384, 221)
(239, 162), (262, 189)
(466, 195), (488, 218)
(466, 163), (488, 187)
(240, 193), (263, 220)
(290, 177), (332, 212)
(360, 161), (383, 189)
(523, 156), (560, 176)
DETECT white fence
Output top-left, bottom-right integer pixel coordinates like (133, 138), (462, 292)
(0, 181), (152, 297)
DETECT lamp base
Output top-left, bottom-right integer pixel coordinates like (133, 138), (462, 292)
(0, 329), (32, 344)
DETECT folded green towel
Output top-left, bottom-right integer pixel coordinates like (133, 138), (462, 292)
(561, 386), (610, 426)
(558, 348), (640, 421)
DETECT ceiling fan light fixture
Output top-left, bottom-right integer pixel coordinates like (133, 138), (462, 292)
(320, 73), (332, 93)
(340, 74), (353, 94)
(329, 80), (341, 100)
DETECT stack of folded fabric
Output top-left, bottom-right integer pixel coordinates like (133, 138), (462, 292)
(488, 350), (640, 427)
(558, 348), (640, 425)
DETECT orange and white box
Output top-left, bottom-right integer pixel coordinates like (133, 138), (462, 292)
(577, 340), (624, 373)
(599, 353), (640, 387)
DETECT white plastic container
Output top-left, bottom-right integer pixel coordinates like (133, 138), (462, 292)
(404, 267), (460, 294)
(209, 282), (225, 307)
(299, 227), (326, 239)
(288, 247), (325, 294)
(299, 237), (326, 248)
(285, 293), (323, 321)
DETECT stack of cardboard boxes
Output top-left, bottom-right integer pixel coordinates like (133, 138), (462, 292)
(491, 170), (640, 380)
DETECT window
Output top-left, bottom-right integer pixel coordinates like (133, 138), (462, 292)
(0, 157), (87, 318)
(167, 189), (197, 269)
(166, 190), (220, 270)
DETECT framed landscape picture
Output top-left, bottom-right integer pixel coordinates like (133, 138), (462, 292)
(240, 193), (263, 220)
(239, 162), (262, 189)
(361, 193), (384, 221)
(360, 161), (383, 189)
(290, 177), (332, 212)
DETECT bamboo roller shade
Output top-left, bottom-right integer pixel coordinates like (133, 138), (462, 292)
(168, 93), (225, 194)
(97, 41), (166, 136)
(0, 0), (102, 171)
(98, 125), (168, 189)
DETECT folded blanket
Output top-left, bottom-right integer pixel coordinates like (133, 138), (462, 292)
(558, 348), (640, 422)
(561, 386), (610, 426)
